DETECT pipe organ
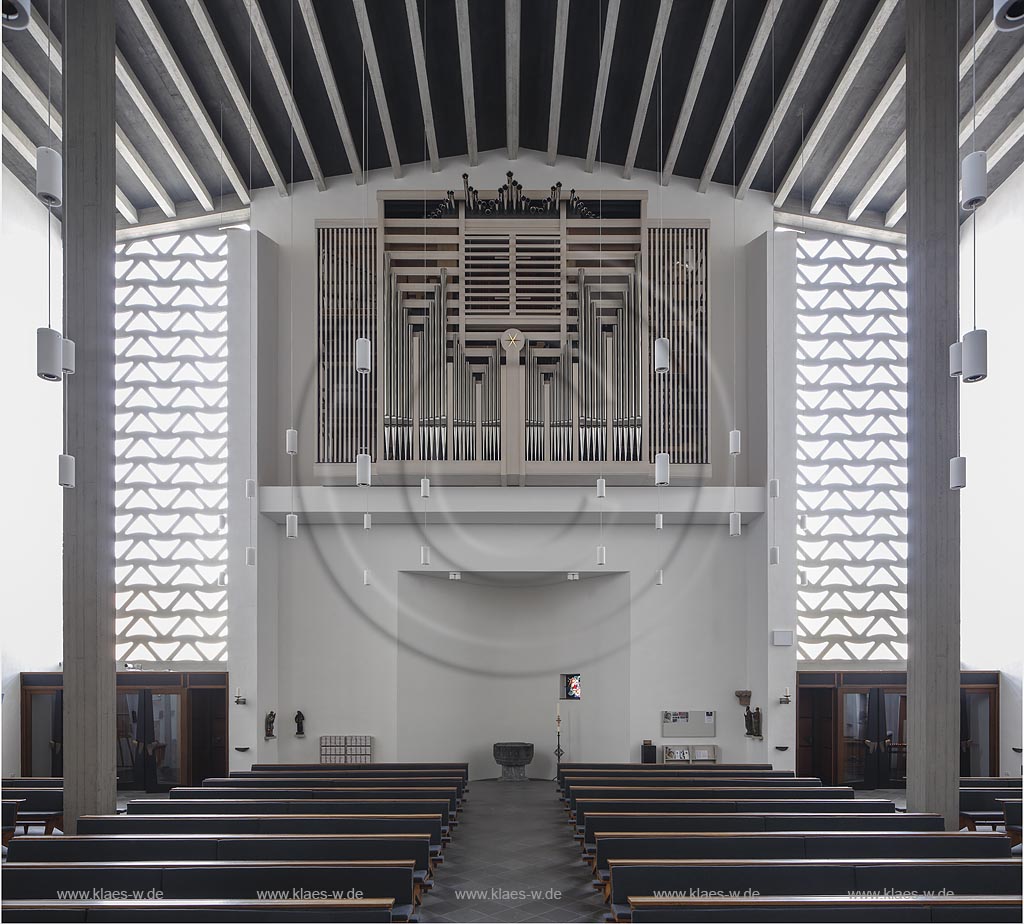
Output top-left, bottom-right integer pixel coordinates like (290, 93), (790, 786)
(317, 185), (708, 484)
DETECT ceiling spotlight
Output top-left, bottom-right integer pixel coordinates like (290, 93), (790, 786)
(654, 337), (670, 374)
(356, 337), (372, 375)
(995, 0), (1024, 32)
(2, 0), (31, 31)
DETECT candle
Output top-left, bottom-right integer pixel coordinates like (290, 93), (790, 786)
(557, 702), (560, 720)
(235, 687), (240, 698)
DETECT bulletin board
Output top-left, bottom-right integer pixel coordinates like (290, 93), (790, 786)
(661, 710), (716, 737)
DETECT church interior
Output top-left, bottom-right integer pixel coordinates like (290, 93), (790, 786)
(1, 0), (1023, 921)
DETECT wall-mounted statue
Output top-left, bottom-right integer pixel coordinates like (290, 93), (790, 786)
(744, 705), (763, 738)
(294, 710), (305, 738)
(264, 711), (276, 740)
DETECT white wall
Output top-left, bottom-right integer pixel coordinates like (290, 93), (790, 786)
(959, 160), (1024, 775)
(243, 155), (796, 775)
(397, 572), (630, 779)
(0, 166), (64, 774)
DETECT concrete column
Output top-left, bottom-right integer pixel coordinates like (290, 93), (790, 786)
(62, 0), (116, 830)
(905, 0), (960, 827)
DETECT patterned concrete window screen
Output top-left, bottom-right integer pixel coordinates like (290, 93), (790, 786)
(794, 235), (908, 662)
(113, 232), (229, 663)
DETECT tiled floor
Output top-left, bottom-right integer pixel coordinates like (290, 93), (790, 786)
(421, 779), (605, 924)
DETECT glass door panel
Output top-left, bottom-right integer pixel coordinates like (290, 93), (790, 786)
(149, 693), (181, 789)
(28, 691), (63, 777)
(961, 691), (993, 776)
(840, 691), (870, 787)
(881, 691), (907, 787)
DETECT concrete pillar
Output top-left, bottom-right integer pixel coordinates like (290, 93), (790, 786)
(905, 0), (960, 827)
(62, 0), (116, 830)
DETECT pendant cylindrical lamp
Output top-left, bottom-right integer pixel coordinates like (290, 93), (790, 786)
(654, 513), (663, 530)
(596, 545), (607, 566)
(950, 455), (967, 490)
(729, 429), (742, 456)
(355, 337), (372, 375)
(729, 511), (741, 537)
(285, 428), (298, 455)
(363, 570), (370, 586)
(654, 337), (670, 375)
(58, 453), (75, 488)
(245, 478), (256, 498)
(356, 453), (371, 486)
(286, 513), (298, 538)
(996, 0), (1024, 30)
(363, 513), (372, 530)
(656, 569), (664, 586)
(596, 477), (606, 498)
(768, 478), (780, 498)
(420, 477), (430, 498)
(961, 150), (988, 209)
(37, 327), (62, 381)
(961, 329), (987, 382)
(654, 452), (670, 486)
(245, 546), (257, 566)
(949, 341), (963, 377)
(797, 568), (808, 586)
(35, 146), (62, 207)
(420, 545), (431, 566)
(217, 572), (228, 587)
(769, 545), (780, 565)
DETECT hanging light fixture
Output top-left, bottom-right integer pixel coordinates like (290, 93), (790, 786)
(60, 337), (75, 375)
(596, 477), (606, 498)
(769, 546), (780, 565)
(654, 452), (670, 486)
(596, 545), (607, 566)
(245, 546), (257, 566)
(797, 568), (808, 586)
(1, 0), (31, 30)
(768, 478), (780, 498)
(654, 337), (670, 374)
(35, 146), (62, 207)
(363, 569), (371, 586)
(285, 428), (298, 455)
(356, 336), (372, 375)
(950, 455), (967, 490)
(420, 546), (431, 566)
(656, 569), (664, 586)
(654, 513), (663, 530)
(356, 453), (371, 486)
(994, 0), (1024, 31)
(961, 329), (987, 382)
(949, 341), (963, 377)
(961, 150), (988, 209)
(37, 327), (62, 381)
(363, 512), (372, 530)
(729, 512), (741, 537)
(245, 478), (256, 499)
(58, 453), (75, 489)
(798, 514), (807, 530)
(420, 477), (431, 498)
(729, 429), (742, 455)
(217, 571), (228, 587)
(286, 513), (298, 539)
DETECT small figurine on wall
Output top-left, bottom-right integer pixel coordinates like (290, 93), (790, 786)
(294, 710), (305, 738)
(264, 710), (276, 740)
(744, 705), (763, 738)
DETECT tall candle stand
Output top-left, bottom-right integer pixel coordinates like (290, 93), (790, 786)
(554, 713), (564, 778)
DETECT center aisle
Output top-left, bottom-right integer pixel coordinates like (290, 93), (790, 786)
(421, 780), (605, 923)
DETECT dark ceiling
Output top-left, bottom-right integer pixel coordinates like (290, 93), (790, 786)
(3, 0), (1024, 235)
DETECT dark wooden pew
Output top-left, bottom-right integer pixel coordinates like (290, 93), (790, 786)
(606, 858), (1024, 922)
(2, 860), (419, 921)
(581, 812), (945, 850)
(557, 763), (774, 780)
(5, 834), (435, 887)
(559, 777), (821, 799)
(3, 799), (24, 846)
(961, 777), (1022, 788)
(0, 788), (63, 835)
(627, 893), (1023, 923)
(592, 831), (1012, 879)
(203, 776), (467, 799)
(565, 786), (852, 814)
(1, 779), (63, 788)
(959, 787), (1023, 830)
(170, 787), (460, 817)
(252, 762), (468, 780)
(1, 897), (396, 922)
(573, 799), (897, 835)
(998, 799), (1022, 846)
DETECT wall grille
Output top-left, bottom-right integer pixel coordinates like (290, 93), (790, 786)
(113, 231), (229, 663)
(794, 234), (908, 662)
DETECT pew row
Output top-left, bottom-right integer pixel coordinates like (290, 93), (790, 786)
(606, 858), (1023, 922)
(1, 898), (396, 922)
(169, 787), (460, 817)
(557, 763), (774, 780)
(627, 894), (1023, 923)
(565, 787), (852, 815)
(960, 787), (1024, 831)
(0, 788), (63, 835)
(1, 861), (419, 921)
(203, 776), (466, 798)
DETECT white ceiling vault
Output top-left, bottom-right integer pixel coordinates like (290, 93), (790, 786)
(3, 1), (1024, 238)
